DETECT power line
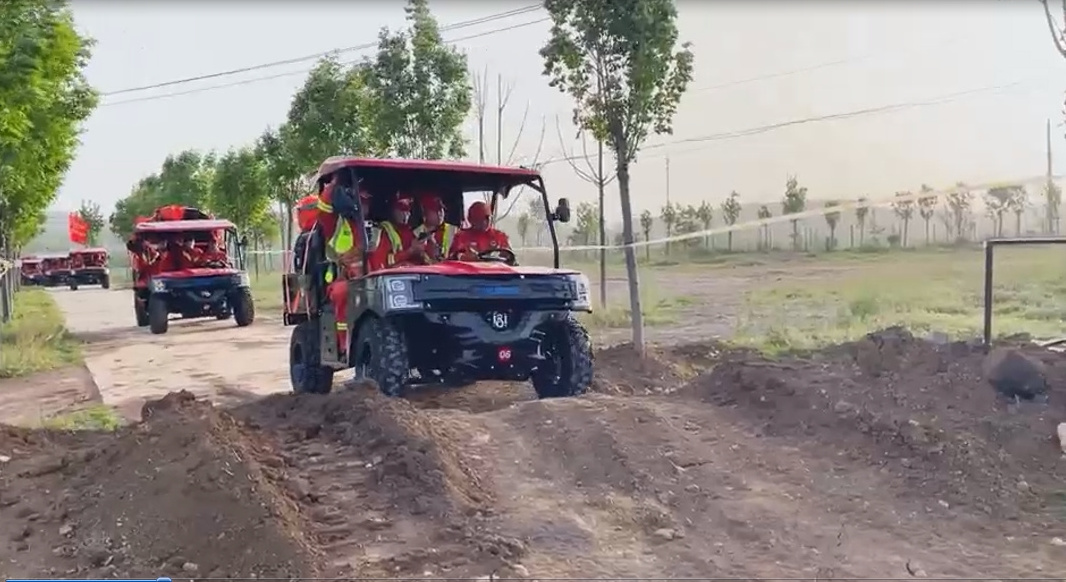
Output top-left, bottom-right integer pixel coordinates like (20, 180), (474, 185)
(538, 77), (1039, 167)
(100, 18), (549, 108)
(100, 4), (543, 97)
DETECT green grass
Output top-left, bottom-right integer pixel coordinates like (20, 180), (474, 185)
(732, 246), (1066, 353)
(41, 403), (122, 431)
(0, 290), (82, 378)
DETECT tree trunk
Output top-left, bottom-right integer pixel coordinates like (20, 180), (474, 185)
(597, 142), (607, 309)
(616, 161), (645, 355)
(924, 219), (930, 245)
(727, 230), (733, 251)
(644, 232), (650, 261)
(1015, 212), (1022, 236)
(902, 219), (909, 247)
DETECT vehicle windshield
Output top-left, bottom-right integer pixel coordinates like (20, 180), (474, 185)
(131, 228), (237, 270)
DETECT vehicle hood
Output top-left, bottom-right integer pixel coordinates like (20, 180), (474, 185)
(154, 268), (240, 279)
(382, 261), (580, 277)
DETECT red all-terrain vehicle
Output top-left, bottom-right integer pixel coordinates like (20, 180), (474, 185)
(18, 256), (44, 286)
(127, 210), (255, 335)
(39, 253), (73, 287)
(67, 247), (111, 290)
(283, 156), (594, 398)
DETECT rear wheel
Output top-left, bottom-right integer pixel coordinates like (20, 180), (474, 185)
(134, 296), (149, 327)
(148, 295), (169, 334)
(101, 274), (110, 290)
(290, 320), (333, 394)
(531, 317), (594, 399)
(232, 287), (255, 327)
(353, 317), (409, 397)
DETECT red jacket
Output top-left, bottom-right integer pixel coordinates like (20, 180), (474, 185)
(451, 228), (511, 259)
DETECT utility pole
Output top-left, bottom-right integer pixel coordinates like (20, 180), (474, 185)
(1048, 118), (1058, 234)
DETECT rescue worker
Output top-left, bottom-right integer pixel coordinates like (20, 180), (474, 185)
(179, 236), (202, 268)
(451, 201), (513, 261)
(369, 195), (424, 269)
(412, 194), (456, 263)
(317, 173), (377, 353)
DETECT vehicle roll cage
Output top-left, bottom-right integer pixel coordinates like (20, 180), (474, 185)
(315, 164), (570, 271)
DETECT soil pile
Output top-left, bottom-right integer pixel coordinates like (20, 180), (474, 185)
(0, 390), (320, 579)
(686, 327), (1066, 526)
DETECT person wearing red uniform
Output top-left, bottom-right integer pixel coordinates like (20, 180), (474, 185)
(451, 201), (512, 261)
(369, 195), (424, 269)
(317, 175), (376, 353)
(413, 194), (456, 263)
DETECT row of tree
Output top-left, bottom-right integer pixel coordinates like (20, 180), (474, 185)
(107, 0), (472, 249)
(0, 0), (98, 254)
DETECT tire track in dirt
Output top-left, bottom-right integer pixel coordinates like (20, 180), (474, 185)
(50, 288), (291, 419)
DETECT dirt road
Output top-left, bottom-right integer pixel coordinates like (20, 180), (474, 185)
(50, 287), (290, 419)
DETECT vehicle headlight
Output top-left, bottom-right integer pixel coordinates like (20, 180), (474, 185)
(150, 278), (167, 293)
(235, 272), (250, 287)
(568, 274), (592, 311)
(381, 275), (420, 311)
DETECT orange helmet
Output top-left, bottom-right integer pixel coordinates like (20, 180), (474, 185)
(419, 194), (443, 213)
(467, 201), (491, 223)
(295, 195), (320, 232)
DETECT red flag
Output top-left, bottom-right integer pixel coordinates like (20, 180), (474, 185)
(67, 212), (89, 245)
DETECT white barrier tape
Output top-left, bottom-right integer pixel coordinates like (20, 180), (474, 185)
(241, 172), (1060, 255)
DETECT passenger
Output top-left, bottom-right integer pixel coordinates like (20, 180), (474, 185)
(317, 174), (376, 353)
(369, 194), (423, 269)
(451, 201), (512, 261)
(179, 236), (202, 268)
(413, 194), (456, 263)
(202, 235), (229, 268)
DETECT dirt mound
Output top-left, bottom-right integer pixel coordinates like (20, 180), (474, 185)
(228, 385), (519, 578)
(591, 342), (721, 395)
(0, 390), (320, 578)
(686, 327), (1066, 526)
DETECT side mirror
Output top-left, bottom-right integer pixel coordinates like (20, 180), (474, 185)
(239, 236), (249, 247)
(554, 198), (571, 223)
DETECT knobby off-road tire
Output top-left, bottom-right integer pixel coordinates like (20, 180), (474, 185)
(532, 316), (594, 399)
(148, 296), (169, 334)
(232, 287), (255, 327)
(353, 317), (409, 397)
(134, 297), (149, 328)
(290, 320), (334, 394)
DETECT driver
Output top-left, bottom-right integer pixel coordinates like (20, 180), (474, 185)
(450, 201), (512, 261)
(370, 194), (423, 268)
(413, 194), (456, 263)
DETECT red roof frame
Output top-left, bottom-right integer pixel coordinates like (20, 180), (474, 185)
(134, 219), (236, 233)
(310, 156), (542, 185)
(69, 247), (109, 255)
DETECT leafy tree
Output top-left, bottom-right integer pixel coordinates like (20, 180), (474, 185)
(720, 191), (742, 252)
(891, 192), (915, 246)
(855, 197), (869, 246)
(639, 209), (654, 261)
(823, 200), (841, 250)
(540, 0), (694, 352)
(694, 200), (713, 248)
(525, 196), (545, 245)
(366, 0), (471, 158)
(660, 202), (677, 256)
(76, 200), (104, 246)
(107, 150), (213, 239)
(917, 184), (937, 245)
(516, 212), (531, 246)
(0, 0), (97, 251)
(570, 201), (599, 246)
(208, 147), (272, 240)
(781, 175), (807, 250)
(946, 182), (974, 243)
(256, 124), (305, 248)
(757, 204), (773, 250)
(984, 186), (1014, 238)
(673, 204), (700, 250)
(1009, 185), (1028, 235)
(1044, 181), (1062, 234)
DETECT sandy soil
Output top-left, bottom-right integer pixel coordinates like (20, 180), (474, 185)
(1, 267), (1064, 578)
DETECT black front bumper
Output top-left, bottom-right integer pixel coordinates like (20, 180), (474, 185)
(72, 267), (109, 284)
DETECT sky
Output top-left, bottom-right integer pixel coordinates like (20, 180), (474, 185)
(58, 0), (1066, 222)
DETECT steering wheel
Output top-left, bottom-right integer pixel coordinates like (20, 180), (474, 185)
(476, 248), (518, 266)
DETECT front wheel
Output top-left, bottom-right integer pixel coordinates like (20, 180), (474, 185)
(290, 320), (334, 394)
(69, 282), (78, 291)
(148, 295), (169, 334)
(352, 317), (409, 397)
(232, 287), (255, 327)
(101, 274), (110, 290)
(531, 317), (594, 399)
